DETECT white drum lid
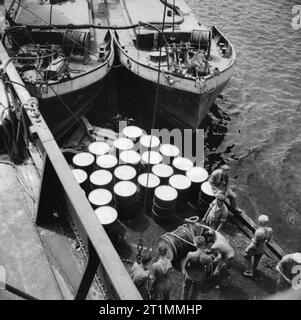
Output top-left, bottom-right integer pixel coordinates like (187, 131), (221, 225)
(186, 167), (209, 183)
(113, 138), (134, 151)
(172, 157), (194, 171)
(89, 189), (113, 206)
(122, 126), (143, 140)
(72, 152), (94, 167)
(90, 170), (113, 186)
(201, 181), (215, 196)
(155, 185), (178, 201)
(114, 181), (137, 197)
(140, 135), (160, 149)
(120, 150), (141, 165)
(95, 206), (118, 225)
(88, 141), (110, 156)
(152, 163), (174, 178)
(160, 144), (180, 157)
(96, 154), (118, 169)
(138, 173), (160, 188)
(169, 174), (191, 190)
(72, 169), (87, 184)
(114, 165), (137, 180)
(141, 151), (162, 165)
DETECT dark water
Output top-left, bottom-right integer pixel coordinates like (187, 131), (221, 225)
(186, 0), (301, 252)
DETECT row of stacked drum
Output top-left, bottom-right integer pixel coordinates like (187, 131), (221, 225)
(71, 126), (216, 233)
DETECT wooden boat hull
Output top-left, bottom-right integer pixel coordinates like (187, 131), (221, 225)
(116, 64), (230, 129)
(24, 36), (114, 139)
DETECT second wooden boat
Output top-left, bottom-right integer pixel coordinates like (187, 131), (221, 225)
(110, 0), (236, 129)
(3, 0), (114, 139)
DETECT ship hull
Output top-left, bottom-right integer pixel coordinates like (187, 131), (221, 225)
(116, 65), (229, 129)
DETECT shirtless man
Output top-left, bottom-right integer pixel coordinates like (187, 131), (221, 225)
(150, 244), (173, 300)
(202, 226), (235, 276)
(130, 252), (152, 299)
(181, 236), (214, 300)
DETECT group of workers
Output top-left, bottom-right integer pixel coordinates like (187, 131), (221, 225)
(130, 164), (301, 300)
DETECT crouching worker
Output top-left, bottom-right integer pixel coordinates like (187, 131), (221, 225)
(150, 244), (173, 300)
(209, 164), (241, 213)
(130, 251), (153, 299)
(243, 215), (273, 277)
(276, 252), (301, 292)
(181, 236), (214, 300)
(203, 226), (235, 277)
(202, 192), (229, 231)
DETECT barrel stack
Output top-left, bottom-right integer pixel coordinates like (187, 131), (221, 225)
(169, 174), (191, 214)
(186, 167), (208, 205)
(152, 185), (178, 224)
(70, 125), (212, 232)
(198, 181), (215, 217)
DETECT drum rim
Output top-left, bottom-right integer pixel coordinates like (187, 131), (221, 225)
(122, 126), (143, 139)
(72, 152), (94, 166)
(89, 169), (113, 185)
(138, 172), (160, 188)
(186, 166), (209, 183)
(96, 154), (118, 168)
(88, 188), (113, 206)
(120, 150), (141, 164)
(114, 180), (137, 197)
(152, 163), (174, 178)
(169, 174), (192, 190)
(159, 144), (180, 157)
(95, 206), (118, 225)
(172, 156), (194, 170)
(88, 141), (110, 155)
(72, 169), (88, 184)
(141, 151), (162, 165)
(114, 165), (137, 180)
(140, 135), (160, 148)
(113, 138), (134, 150)
(155, 185), (178, 201)
(201, 181), (215, 196)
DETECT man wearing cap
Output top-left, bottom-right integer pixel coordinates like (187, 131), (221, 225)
(276, 253), (301, 292)
(243, 215), (273, 277)
(181, 236), (214, 300)
(209, 165), (241, 212)
(202, 192), (229, 231)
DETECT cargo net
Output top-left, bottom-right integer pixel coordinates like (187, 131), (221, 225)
(159, 216), (204, 266)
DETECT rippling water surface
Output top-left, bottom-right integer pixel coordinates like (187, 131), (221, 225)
(186, 0), (301, 251)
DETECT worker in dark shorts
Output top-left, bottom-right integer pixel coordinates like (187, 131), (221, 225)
(243, 215), (273, 277)
(130, 252), (153, 299)
(276, 252), (301, 292)
(150, 244), (173, 300)
(209, 164), (241, 213)
(202, 192), (229, 231)
(181, 236), (214, 300)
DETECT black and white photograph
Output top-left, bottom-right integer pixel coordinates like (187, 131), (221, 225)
(0, 0), (300, 309)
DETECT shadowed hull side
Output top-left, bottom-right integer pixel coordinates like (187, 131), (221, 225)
(117, 66), (229, 129)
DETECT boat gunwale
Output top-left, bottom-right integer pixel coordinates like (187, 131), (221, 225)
(114, 26), (236, 86)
